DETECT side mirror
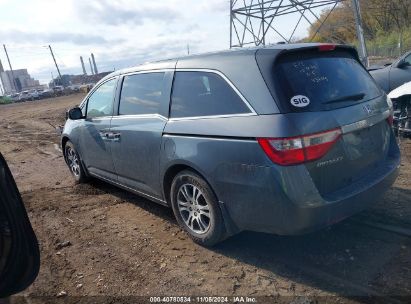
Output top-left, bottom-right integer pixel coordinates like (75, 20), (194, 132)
(0, 153), (40, 297)
(68, 107), (84, 120)
(397, 60), (410, 69)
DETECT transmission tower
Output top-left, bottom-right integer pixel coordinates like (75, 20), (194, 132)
(230, 0), (344, 47)
(230, 0), (369, 64)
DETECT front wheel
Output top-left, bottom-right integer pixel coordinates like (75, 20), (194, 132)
(64, 141), (87, 183)
(170, 170), (225, 246)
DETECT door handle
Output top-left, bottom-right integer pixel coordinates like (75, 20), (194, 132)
(111, 133), (121, 142)
(99, 131), (111, 140)
(99, 131), (120, 141)
(105, 132), (121, 141)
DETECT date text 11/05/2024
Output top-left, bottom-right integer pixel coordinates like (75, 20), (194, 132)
(149, 296), (257, 303)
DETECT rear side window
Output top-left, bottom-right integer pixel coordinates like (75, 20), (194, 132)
(170, 71), (250, 118)
(259, 50), (382, 112)
(404, 53), (411, 66)
(119, 72), (165, 115)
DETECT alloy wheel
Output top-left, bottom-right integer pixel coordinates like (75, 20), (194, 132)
(66, 147), (80, 177)
(177, 184), (211, 234)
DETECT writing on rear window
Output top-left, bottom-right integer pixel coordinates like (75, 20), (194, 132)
(290, 95), (310, 107)
(293, 62), (329, 84)
(271, 50), (382, 112)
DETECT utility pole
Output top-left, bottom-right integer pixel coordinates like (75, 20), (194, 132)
(0, 77), (4, 96)
(399, 32), (403, 56)
(0, 59), (5, 95)
(48, 45), (62, 85)
(91, 53), (98, 74)
(80, 56), (87, 75)
(351, 0), (368, 67)
(3, 44), (18, 92)
(88, 57), (94, 75)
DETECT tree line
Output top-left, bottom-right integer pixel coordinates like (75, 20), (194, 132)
(307, 0), (411, 56)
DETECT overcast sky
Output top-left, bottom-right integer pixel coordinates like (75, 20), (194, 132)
(0, 0), (317, 86)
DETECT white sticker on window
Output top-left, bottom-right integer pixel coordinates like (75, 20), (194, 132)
(290, 95), (310, 107)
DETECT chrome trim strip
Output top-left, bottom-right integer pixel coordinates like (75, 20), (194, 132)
(120, 69), (174, 77)
(168, 112), (256, 121)
(341, 110), (390, 134)
(174, 68), (257, 115)
(162, 134), (256, 143)
(89, 172), (167, 204)
(86, 69), (257, 122)
(85, 116), (114, 120)
(111, 114), (168, 121)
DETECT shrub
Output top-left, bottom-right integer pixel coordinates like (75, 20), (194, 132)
(0, 97), (12, 104)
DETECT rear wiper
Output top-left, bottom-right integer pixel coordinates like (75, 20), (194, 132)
(323, 93), (366, 104)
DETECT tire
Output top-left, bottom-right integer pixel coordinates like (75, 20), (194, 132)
(64, 141), (88, 183)
(170, 170), (225, 246)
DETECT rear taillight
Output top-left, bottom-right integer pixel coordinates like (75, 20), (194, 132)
(257, 128), (342, 166)
(386, 96), (394, 126)
(387, 114), (394, 126)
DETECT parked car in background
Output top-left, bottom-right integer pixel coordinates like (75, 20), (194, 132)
(388, 81), (411, 138)
(62, 44), (400, 246)
(18, 91), (31, 102)
(39, 89), (54, 99)
(28, 90), (39, 100)
(370, 51), (411, 93)
(9, 93), (19, 102)
(70, 84), (81, 92)
(36, 89), (44, 97)
(53, 86), (64, 96)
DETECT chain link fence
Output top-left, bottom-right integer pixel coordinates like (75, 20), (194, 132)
(368, 43), (405, 58)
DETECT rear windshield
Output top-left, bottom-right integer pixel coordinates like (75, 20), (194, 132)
(265, 50), (382, 112)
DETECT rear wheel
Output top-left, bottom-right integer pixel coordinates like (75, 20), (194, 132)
(170, 170), (225, 246)
(64, 141), (87, 183)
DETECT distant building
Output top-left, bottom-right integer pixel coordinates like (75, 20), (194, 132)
(49, 72), (112, 88)
(0, 68), (41, 94)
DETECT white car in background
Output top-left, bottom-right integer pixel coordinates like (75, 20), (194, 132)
(388, 81), (411, 138)
(29, 90), (40, 100)
(18, 91), (30, 102)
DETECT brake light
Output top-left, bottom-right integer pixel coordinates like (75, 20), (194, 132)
(387, 114), (394, 126)
(318, 44), (336, 52)
(257, 128), (342, 166)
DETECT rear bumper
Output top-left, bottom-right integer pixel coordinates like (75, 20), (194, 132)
(217, 154), (400, 236)
(273, 161), (400, 235)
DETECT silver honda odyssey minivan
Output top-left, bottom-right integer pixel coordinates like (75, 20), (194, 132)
(62, 43), (400, 246)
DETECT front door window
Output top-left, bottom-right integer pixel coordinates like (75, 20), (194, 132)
(86, 78), (117, 118)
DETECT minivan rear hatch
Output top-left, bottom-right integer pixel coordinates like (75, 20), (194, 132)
(257, 46), (382, 113)
(256, 45), (396, 198)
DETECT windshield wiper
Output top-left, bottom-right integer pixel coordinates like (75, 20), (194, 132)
(323, 93), (366, 104)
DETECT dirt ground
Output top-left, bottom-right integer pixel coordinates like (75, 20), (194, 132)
(1, 94), (411, 303)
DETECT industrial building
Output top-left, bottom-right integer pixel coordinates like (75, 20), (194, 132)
(0, 59), (41, 94)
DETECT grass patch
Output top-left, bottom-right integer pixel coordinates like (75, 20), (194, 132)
(0, 97), (12, 104)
